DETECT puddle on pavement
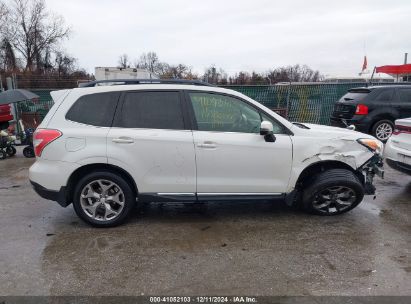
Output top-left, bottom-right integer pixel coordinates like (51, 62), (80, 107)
(39, 199), (384, 295)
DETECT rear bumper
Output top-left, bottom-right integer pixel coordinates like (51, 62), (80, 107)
(30, 180), (70, 207)
(384, 137), (411, 175)
(330, 117), (370, 133)
(29, 159), (79, 192)
(29, 159), (78, 207)
(386, 159), (411, 175)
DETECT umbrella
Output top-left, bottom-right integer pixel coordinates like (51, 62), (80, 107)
(0, 89), (39, 105)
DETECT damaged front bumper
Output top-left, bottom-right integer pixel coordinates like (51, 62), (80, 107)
(358, 154), (384, 195)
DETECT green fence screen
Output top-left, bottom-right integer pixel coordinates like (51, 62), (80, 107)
(222, 83), (394, 125)
(22, 82), (410, 128)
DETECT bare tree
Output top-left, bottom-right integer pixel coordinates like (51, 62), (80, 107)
(0, 39), (19, 71)
(118, 53), (130, 68)
(202, 65), (228, 84)
(0, 1), (8, 34)
(6, 0), (70, 71)
(54, 51), (76, 77)
(267, 64), (322, 83)
(135, 51), (166, 75)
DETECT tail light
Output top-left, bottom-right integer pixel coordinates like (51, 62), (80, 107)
(33, 129), (62, 157)
(393, 124), (411, 135)
(355, 104), (368, 115)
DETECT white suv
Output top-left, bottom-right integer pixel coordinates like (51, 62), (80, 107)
(29, 79), (384, 227)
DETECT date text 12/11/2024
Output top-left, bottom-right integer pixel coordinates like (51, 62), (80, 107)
(149, 296), (257, 303)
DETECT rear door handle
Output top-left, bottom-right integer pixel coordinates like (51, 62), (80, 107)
(197, 141), (217, 149)
(112, 137), (134, 144)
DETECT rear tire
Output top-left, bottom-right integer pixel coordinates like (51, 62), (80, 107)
(0, 150), (6, 160)
(6, 146), (16, 156)
(23, 146), (35, 158)
(72, 171), (136, 227)
(302, 169), (364, 216)
(371, 119), (393, 142)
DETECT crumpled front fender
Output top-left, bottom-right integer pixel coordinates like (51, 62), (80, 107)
(288, 136), (383, 194)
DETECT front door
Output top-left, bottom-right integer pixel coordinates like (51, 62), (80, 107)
(186, 91), (293, 198)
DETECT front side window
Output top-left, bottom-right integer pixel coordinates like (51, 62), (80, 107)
(66, 92), (119, 127)
(189, 92), (261, 133)
(260, 113), (285, 134)
(118, 91), (185, 130)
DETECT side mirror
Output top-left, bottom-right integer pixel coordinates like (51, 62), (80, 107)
(260, 121), (276, 142)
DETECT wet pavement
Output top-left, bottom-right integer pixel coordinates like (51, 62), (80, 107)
(0, 148), (410, 296)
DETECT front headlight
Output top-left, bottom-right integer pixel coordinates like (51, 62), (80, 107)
(357, 138), (383, 154)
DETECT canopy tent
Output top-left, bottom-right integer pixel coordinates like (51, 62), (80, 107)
(375, 64), (411, 76)
(0, 89), (40, 133)
(0, 89), (39, 106)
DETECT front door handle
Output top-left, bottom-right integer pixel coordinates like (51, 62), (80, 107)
(112, 137), (134, 144)
(197, 141), (217, 149)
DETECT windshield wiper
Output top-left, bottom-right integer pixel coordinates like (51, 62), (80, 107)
(292, 122), (310, 129)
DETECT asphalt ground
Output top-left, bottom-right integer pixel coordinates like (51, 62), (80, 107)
(0, 148), (410, 296)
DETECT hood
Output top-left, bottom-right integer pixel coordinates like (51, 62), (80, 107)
(292, 122), (376, 140)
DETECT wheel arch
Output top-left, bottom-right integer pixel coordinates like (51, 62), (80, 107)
(66, 163), (138, 204)
(368, 115), (395, 133)
(295, 160), (364, 189)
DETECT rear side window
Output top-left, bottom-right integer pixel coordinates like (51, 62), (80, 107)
(118, 91), (185, 129)
(374, 89), (394, 101)
(66, 92), (119, 127)
(399, 89), (411, 103)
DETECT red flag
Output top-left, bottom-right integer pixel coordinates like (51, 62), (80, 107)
(362, 56), (367, 72)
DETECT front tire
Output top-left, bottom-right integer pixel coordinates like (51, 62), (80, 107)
(302, 169), (364, 215)
(72, 171), (136, 227)
(371, 119), (393, 142)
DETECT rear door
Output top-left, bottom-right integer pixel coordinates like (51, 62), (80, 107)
(394, 88), (411, 118)
(106, 90), (196, 199)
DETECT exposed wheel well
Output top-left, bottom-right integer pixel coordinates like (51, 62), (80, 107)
(65, 163), (138, 204)
(295, 160), (364, 189)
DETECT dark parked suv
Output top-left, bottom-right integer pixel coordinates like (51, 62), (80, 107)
(330, 85), (411, 141)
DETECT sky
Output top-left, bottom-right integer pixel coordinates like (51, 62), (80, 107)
(45, 0), (411, 78)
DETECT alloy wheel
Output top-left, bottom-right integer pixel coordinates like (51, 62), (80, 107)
(80, 179), (125, 221)
(312, 186), (357, 214)
(375, 123), (393, 141)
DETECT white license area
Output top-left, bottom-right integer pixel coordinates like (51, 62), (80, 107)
(399, 154), (411, 165)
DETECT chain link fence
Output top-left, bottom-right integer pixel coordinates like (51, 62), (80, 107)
(9, 82), (411, 131)
(223, 82), (411, 125)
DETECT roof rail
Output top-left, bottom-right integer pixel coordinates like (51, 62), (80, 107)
(78, 79), (214, 88)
